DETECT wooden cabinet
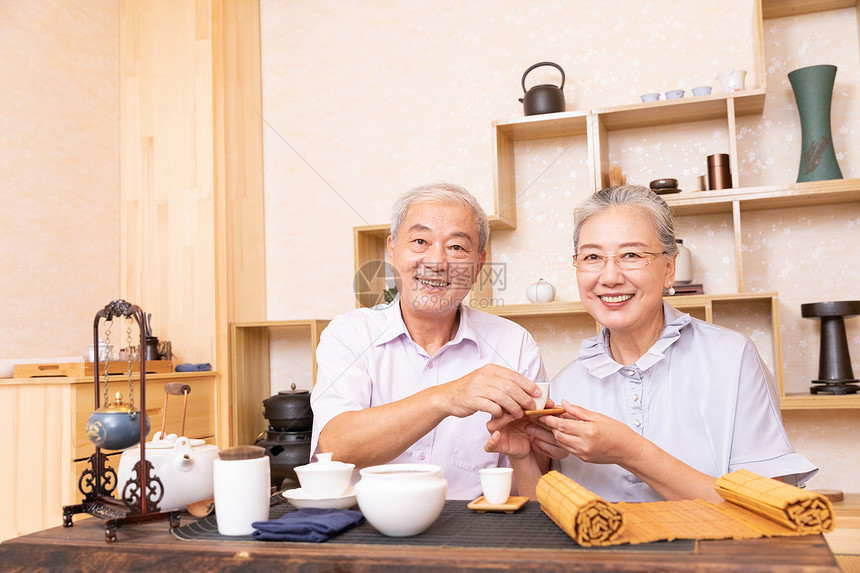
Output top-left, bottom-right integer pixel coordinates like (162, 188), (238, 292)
(354, 0), (860, 411)
(0, 371), (216, 541)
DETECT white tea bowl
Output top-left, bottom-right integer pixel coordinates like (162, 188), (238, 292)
(355, 464), (447, 537)
(293, 452), (354, 499)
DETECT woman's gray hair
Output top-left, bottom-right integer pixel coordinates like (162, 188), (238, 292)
(390, 182), (490, 253)
(573, 185), (679, 256)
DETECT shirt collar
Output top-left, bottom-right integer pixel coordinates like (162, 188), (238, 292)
(373, 296), (479, 355)
(578, 301), (691, 378)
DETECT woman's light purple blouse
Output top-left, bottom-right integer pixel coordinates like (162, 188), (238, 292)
(551, 302), (817, 502)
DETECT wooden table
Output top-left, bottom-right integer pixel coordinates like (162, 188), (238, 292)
(0, 512), (840, 572)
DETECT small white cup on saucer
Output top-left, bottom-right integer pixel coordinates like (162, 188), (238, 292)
(479, 467), (513, 505)
(640, 92), (660, 102)
(692, 85), (712, 96)
(534, 382), (549, 410)
(665, 89), (685, 100)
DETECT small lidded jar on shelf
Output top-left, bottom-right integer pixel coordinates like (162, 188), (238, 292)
(674, 239), (693, 284)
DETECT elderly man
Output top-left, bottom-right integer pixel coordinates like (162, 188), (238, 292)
(310, 182), (547, 499)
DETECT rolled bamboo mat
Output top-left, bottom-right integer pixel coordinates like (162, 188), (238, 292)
(536, 470), (624, 546)
(537, 469), (834, 547)
(716, 468), (835, 533)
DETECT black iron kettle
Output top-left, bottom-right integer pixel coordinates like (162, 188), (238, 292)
(519, 62), (566, 116)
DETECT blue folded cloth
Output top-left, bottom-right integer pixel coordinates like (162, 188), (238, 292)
(175, 362), (211, 372)
(252, 508), (365, 542)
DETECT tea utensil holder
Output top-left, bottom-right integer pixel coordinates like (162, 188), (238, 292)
(62, 300), (180, 542)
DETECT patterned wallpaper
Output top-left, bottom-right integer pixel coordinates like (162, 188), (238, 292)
(261, 1), (860, 491)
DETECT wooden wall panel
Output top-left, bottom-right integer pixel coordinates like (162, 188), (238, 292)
(120, 0), (265, 445)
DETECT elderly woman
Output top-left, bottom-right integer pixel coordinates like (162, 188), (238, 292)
(486, 185), (817, 503)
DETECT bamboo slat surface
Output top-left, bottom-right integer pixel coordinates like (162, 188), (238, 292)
(537, 470), (834, 547)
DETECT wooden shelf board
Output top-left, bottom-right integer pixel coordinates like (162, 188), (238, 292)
(353, 224), (390, 238)
(231, 319), (327, 329)
(493, 92), (766, 141)
(355, 217), (514, 238)
(494, 111), (589, 141)
(763, 0), (857, 19)
(480, 292), (777, 319)
(593, 90), (766, 131)
(780, 392), (860, 410)
(488, 214), (516, 231)
(481, 300), (588, 318)
(667, 178), (860, 216)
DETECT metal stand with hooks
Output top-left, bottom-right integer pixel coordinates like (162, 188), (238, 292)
(61, 299), (180, 542)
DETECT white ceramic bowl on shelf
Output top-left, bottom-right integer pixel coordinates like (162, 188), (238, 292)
(354, 464), (447, 537)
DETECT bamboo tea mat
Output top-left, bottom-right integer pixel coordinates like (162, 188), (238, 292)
(537, 470), (835, 547)
(172, 498), (693, 553)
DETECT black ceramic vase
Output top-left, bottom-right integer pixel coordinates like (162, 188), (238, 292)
(788, 64), (843, 182)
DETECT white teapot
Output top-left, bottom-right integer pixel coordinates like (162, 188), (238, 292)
(526, 279), (555, 303)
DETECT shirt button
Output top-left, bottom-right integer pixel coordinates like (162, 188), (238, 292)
(419, 453), (426, 460)
(633, 395), (639, 402)
(634, 420), (641, 427)
(627, 369), (635, 376)
(427, 362), (434, 370)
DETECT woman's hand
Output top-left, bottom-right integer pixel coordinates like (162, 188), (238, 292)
(528, 419), (568, 460)
(541, 400), (645, 465)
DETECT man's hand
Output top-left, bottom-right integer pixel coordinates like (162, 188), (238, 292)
(443, 364), (541, 419)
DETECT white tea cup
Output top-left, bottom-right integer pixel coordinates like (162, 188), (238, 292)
(213, 447), (271, 536)
(479, 467), (513, 505)
(533, 382), (549, 410)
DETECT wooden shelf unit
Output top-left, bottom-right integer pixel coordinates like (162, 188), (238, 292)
(230, 320), (329, 446)
(761, 0), (857, 19)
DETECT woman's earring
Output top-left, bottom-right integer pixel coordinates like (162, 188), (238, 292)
(667, 283), (676, 296)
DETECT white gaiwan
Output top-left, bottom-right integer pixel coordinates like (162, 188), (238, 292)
(293, 452), (355, 499)
(355, 464), (447, 537)
(526, 278), (555, 303)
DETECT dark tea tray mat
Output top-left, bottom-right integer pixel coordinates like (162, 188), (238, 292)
(172, 498), (694, 553)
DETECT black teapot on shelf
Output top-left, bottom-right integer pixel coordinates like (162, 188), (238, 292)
(519, 61), (566, 116)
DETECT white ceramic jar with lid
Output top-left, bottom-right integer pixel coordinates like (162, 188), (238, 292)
(526, 278), (555, 303)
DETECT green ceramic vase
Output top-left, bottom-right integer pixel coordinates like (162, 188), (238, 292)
(788, 64), (843, 182)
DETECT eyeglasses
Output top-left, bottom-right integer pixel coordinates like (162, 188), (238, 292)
(573, 251), (667, 272)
